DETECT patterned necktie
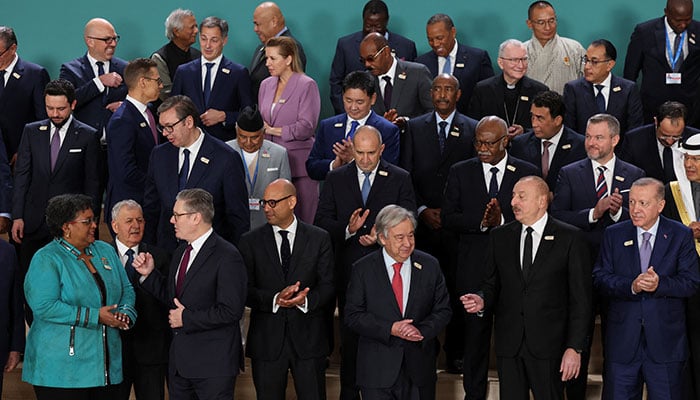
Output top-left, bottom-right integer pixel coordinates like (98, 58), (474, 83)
(347, 120), (360, 139)
(522, 227), (534, 277)
(541, 140), (552, 179)
(663, 146), (676, 182)
(382, 76), (392, 110)
(438, 121), (448, 153)
(279, 230), (291, 276)
(124, 248), (137, 283)
(639, 232), (652, 273)
(361, 171), (372, 205)
(392, 262), (403, 315)
(488, 167), (499, 198)
(442, 56), (452, 74)
(595, 84), (606, 113)
(596, 166), (608, 199)
(179, 149), (190, 191)
(50, 126), (61, 172)
(203, 62), (215, 106)
(176, 245), (193, 298)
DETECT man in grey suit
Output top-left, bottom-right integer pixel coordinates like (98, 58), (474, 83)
(227, 106), (291, 229)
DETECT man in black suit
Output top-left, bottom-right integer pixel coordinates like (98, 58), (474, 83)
(462, 176), (592, 400)
(239, 179), (334, 400)
(510, 90), (586, 192)
(345, 205), (451, 400)
(315, 125), (416, 400)
(250, 2), (306, 99)
(563, 39), (643, 141)
(0, 238), (23, 395)
(133, 188), (247, 400)
(442, 116), (539, 400)
(415, 14), (494, 114)
(11, 79), (100, 286)
(329, 0), (417, 114)
(619, 101), (699, 183)
(624, 0), (700, 124)
(469, 39), (548, 136)
(111, 200), (171, 400)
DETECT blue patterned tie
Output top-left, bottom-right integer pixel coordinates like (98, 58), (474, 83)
(361, 171), (371, 205)
(438, 121), (447, 153)
(347, 120), (360, 139)
(488, 167), (499, 198)
(595, 84), (605, 113)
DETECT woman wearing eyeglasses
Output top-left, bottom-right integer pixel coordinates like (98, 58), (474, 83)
(258, 36), (321, 223)
(22, 194), (136, 400)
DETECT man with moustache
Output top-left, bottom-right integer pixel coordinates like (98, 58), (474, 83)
(442, 116), (538, 399)
(151, 9), (201, 102)
(462, 176), (592, 400)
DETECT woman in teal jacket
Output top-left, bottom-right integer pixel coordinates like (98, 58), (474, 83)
(23, 194), (136, 400)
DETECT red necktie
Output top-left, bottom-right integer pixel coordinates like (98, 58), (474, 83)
(392, 262), (403, 314)
(176, 245), (192, 297)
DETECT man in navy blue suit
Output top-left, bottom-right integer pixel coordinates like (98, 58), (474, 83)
(0, 26), (49, 163)
(329, 0), (417, 114)
(306, 71), (399, 181)
(171, 16), (253, 142)
(563, 39), (643, 142)
(143, 95), (249, 252)
(594, 177), (700, 399)
(0, 238), (23, 395)
(415, 14), (494, 115)
(106, 58), (164, 227)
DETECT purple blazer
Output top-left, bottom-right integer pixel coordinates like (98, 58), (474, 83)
(259, 73), (320, 178)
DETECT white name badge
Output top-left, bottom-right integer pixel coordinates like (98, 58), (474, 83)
(249, 198), (260, 211)
(666, 73), (682, 84)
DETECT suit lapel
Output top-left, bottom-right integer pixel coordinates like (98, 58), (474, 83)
(373, 76), (387, 115)
(650, 219), (672, 270)
(192, 61), (206, 109)
(186, 135), (211, 188)
(271, 73), (299, 126)
(577, 160), (598, 205)
(181, 235), (215, 295)
(372, 252), (402, 317)
(390, 60), (407, 110)
(347, 162), (364, 206)
(52, 121), (79, 175)
(250, 44), (266, 72)
(655, 19), (671, 71)
(442, 115), (465, 163)
(264, 225), (286, 281)
(527, 219), (556, 283)
(287, 222), (307, 278)
(208, 59), (229, 108)
(404, 255), (423, 316)
(507, 222), (527, 285)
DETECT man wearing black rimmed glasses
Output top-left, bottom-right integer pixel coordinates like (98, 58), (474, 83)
(105, 58), (164, 230)
(442, 115), (538, 400)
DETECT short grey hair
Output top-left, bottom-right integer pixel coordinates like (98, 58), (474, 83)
(631, 177), (664, 201)
(111, 199), (142, 221)
(587, 113), (620, 138)
(165, 9), (195, 41)
(176, 188), (215, 224)
(375, 205), (416, 244)
(498, 39), (526, 58)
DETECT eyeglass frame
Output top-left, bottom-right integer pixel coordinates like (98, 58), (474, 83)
(171, 211), (197, 221)
(87, 35), (121, 44)
(359, 45), (389, 64)
(157, 115), (188, 134)
(474, 135), (507, 148)
(70, 218), (97, 226)
(260, 194), (293, 209)
(499, 56), (529, 65)
(529, 18), (557, 27)
(581, 56), (612, 66)
(142, 76), (163, 85)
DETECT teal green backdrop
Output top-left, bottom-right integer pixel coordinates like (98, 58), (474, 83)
(4, 1), (691, 118)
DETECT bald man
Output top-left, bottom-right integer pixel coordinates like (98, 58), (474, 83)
(249, 2), (306, 98)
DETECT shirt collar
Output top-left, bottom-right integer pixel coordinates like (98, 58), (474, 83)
(201, 54), (223, 66)
(189, 227), (214, 252)
(115, 238), (139, 257)
(522, 212), (548, 235)
(636, 217), (660, 239)
(125, 95), (148, 113)
(86, 53), (109, 70)
(591, 154), (616, 171)
(383, 57), (398, 81)
(3, 54), (18, 74)
(272, 215), (298, 235)
(482, 152), (510, 173)
(347, 110), (373, 126)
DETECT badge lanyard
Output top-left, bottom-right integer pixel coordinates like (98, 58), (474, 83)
(666, 30), (686, 71)
(240, 148), (259, 190)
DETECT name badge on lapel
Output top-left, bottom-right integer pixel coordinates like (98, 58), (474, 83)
(200, 157), (210, 164)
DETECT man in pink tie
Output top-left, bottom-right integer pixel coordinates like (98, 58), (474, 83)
(345, 204), (451, 400)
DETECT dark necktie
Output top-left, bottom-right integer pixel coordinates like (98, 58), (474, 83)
(347, 120), (359, 139)
(596, 166), (608, 199)
(673, 33), (684, 72)
(178, 149), (190, 191)
(541, 140), (552, 179)
(176, 245), (192, 298)
(663, 146), (676, 182)
(391, 262), (403, 315)
(50, 126), (61, 172)
(438, 121), (448, 153)
(279, 230), (291, 276)
(361, 171), (372, 205)
(96, 61), (107, 95)
(488, 167), (499, 198)
(145, 108), (158, 144)
(382, 76), (393, 110)
(522, 226), (534, 278)
(0, 70), (5, 98)
(203, 62), (215, 106)
(639, 232), (652, 273)
(595, 84), (606, 113)
(124, 248), (137, 283)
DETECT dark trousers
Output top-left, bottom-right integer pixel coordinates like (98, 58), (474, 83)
(462, 312), (493, 400)
(34, 384), (121, 400)
(118, 362), (168, 400)
(687, 291), (700, 399)
(497, 341), (564, 400)
(360, 359), (435, 400)
(168, 372), (236, 400)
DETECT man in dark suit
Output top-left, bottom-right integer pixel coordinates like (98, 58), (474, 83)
(171, 16), (253, 142)
(442, 116), (539, 399)
(111, 200), (171, 400)
(462, 176), (592, 400)
(239, 179), (334, 400)
(0, 238), (23, 395)
(143, 95), (249, 252)
(0, 138), (10, 234)
(306, 71), (399, 181)
(315, 125), (416, 400)
(0, 26), (49, 163)
(151, 9), (201, 103)
(133, 188), (247, 400)
(469, 39), (548, 136)
(250, 2), (306, 99)
(594, 177), (700, 399)
(11, 79), (101, 283)
(415, 14), (494, 115)
(106, 58), (164, 227)
(563, 39), (643, 141)
(510, 90), (586, 192)
(619, 101), (698, 184)
(329, 0), (417, 114)
(623, 0), (700, 124)
(345, 205), (451, 400)
(359, 33), (432, 128)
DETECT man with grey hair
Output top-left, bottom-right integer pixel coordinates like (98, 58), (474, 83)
(111, 199), (171, 400)
(151, 9), (201, 102)
(133, 188), (247, 400)
(468, 39), (548, 136)
(345, 204), (451, 400)
(170, 16), (253, 142)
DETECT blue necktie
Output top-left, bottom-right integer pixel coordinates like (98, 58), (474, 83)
(361, 171), (371, 205)
(347, 120), (360, 139)
(595, 84), (605, 113)
(488, 167), (499, 198)
(442, 56), (452, 74)
(124, 248), (137, 283)
(639, 232), (652, 273)
(203, 62), (214, 107)
(96, 61), (107, 95)
(179, 149), (190, 191)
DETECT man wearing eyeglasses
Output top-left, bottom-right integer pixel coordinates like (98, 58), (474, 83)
(523, 1), (585, 95)
(105, 58), (164, 229)
(143, 95), (249, 252)
(619, 101), (699, 184)
(238, 178), (334, 400)
(442, 115), (538, 400)
(563, 39), (643, 143)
